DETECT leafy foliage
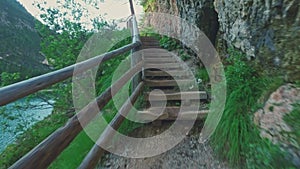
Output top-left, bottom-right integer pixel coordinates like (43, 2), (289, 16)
(0, 2), (144, 168)
(211, 48), (291, 168)
(0, 72), (20, 87)
(178, 49), (191, 61)
(34, 0), (106, 31)
(36, 21), (90, 69)
(159, 35), (180, 51)
(140, 0), (157, 11)
(159, 35), (195, 62)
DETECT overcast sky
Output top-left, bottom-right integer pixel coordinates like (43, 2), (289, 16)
(17, 0), (143, 26)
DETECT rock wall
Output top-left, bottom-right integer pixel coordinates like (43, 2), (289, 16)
(214, 0), (299, 56)
(143, 0), (219, 44)
(176, 0), (219, 45)
(215, 0), (300, 82)
(143, 0), (300, 82)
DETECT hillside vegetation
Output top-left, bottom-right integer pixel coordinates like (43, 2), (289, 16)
(0, 0), (49, 79)
(0, 1), (142, 168)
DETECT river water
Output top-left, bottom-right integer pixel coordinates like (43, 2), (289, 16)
(0, 98), (54, 152)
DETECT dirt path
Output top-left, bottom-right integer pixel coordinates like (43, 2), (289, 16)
(97, 122), (228, 169)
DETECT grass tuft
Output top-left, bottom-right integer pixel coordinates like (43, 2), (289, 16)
(210, 48), (292, 168)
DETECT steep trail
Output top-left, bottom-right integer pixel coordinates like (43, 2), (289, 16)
(136, 36), (209, 122)
(97, 122), (227, 169)
(97, 37), (226, 168)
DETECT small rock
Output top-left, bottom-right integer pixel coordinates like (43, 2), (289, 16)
(260, 130), (273, 140)
(253, 109), (263, 125)
(105, 162), (111, 167)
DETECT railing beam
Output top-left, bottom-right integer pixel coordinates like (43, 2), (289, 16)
(78, 82), (144, 169)
(7, 1), (143, 168)
(129, 0), (135, 15)
(9, 62), (143, 169)
(0, 42), (140, 107)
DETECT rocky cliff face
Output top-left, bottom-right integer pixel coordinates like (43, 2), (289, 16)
(143, 0), (300, 82)
(176, 0), (219, 44)
(215, 0), (300, 81)
(143, 0), (218, 44)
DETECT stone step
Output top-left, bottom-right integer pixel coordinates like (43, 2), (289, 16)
(144, 58), (178, 63)
(142, 46), (161, 49)
(144, 63), (183, 69)
(142, 42), (160, 46)
(145, 91), (208, 101)
(141, 42), (160, 45)
(144, 70), (191, 77)
(142, 44), (160, 47)
(143, 51), (173, 55)
(144, 55), (174, 58)
(144, 55), (174, 59)
(140, 36), (159, 41)
(144, 79), (196, 87)
(142, 43), (161, 47)
(136, 109), (208, 121)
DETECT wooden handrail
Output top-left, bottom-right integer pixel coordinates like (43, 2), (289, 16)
(128, 0), (140, 45)
(78, 82), (144, 169)
(129, 1), (142, 91)
(129, 0), (135, 15)
(9, 62), (143, 169)
(8, 1), (143, 168)
(0, 42), (140, 106)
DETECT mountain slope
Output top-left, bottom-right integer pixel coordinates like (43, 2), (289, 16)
(0, 0), (49, 77)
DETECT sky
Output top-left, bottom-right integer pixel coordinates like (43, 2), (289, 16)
(17, 0), (143, 27)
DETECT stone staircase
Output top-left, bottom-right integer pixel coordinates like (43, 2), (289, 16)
(137, 36), (209, 121)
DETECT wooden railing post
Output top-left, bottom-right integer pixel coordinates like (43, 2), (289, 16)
(129, 0), (135, 15)
(129, 0), (142, 92)
(131, 33), (142, 92)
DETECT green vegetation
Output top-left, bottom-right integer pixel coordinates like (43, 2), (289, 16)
(195, 68), (210, 93)
(195, 68), (209, 84)
(178, 49), (191, 61)
(284, 103), (300, 148)
(0, 2), (144, 168)
(3, 1), (299, 168)
(0, 72), (20, 87)
(147, 26), (291, 168)
(0, 32), (143, 169)
(159, 36), (181, 51)
(140, 0), (157, 11)
(0, 0), (49, 78)
(0, 112), (68, 168)
(0, 67), (143, 169)
(158, 35), (196, 62)
(210, 48), (293, 168)
(140, 27), (159, 37)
